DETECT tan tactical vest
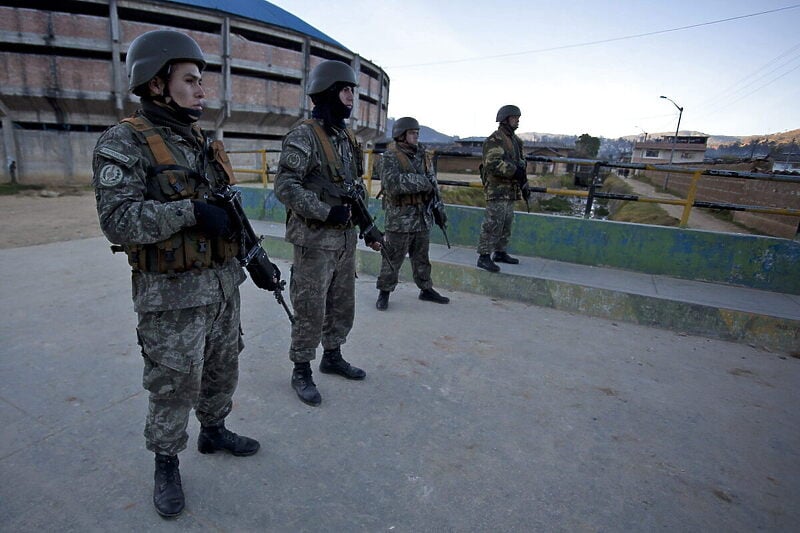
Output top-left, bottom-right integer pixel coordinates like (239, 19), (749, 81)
(386, 143), (431, 207)
(292, 119), (363, 229)
(118, 116), (238, 273)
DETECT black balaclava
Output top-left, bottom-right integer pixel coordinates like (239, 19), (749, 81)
(311, 82), (354, 131)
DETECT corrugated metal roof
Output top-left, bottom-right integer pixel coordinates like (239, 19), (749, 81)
(161, 0), (347, 50)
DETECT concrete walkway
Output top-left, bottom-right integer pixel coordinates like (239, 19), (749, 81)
(619, 175), (754, 234)
(1, 236), (799, 532)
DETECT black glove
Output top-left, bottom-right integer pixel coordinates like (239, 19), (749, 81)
(247, 247), (280, 291)
(363, 226), (383, 247)
(192, 200), (232, 238)
(325, 205), (351, 225)
(433, 202), (448, 227)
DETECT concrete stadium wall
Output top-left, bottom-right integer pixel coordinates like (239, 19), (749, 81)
(0, 1), (389, 185)
(238, 187), (800, 295)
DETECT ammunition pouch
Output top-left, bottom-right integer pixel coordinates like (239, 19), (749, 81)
(118, 116), (239, 273)
(390, 192), (431, 207)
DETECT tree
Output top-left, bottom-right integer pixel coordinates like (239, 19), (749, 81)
(575, 133), (601, 158)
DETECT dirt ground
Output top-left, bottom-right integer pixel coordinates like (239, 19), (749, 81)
(0, 189), (103, 249)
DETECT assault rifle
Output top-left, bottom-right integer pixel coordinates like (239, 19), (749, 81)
(305, 175), (395, 272)
(427, 183), (451, 249)
(339, 182), (398, 273)
(212, 185), (295, 324)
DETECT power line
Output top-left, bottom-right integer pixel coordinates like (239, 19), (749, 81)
(387, 4), (800, 69)
(698, 62), (800, 119)
(697, 41), (800, 109)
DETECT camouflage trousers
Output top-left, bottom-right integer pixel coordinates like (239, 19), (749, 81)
(477, 199), (516, 255)
(288, 234), (356, 363)
(137, 289), (243, 456)
(376, 229), (433, 292)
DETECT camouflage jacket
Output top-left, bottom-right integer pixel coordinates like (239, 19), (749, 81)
(92, 110), (245, 313)
(274, 119), (362, 250)
(379, 142), (436, 233)
(482, 123), (524, 201)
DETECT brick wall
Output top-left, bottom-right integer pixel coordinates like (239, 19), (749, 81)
(646, 164), (800, 238)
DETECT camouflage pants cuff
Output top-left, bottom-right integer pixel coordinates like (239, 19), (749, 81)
(289, 348), (316, 363)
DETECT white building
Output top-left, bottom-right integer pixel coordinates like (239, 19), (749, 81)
(631, 135), (709, 166)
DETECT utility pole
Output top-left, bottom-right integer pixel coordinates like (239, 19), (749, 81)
(660, 95), (683, 191)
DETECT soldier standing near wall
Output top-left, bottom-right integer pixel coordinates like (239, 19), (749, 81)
(92, 30), (264, 518)
(375, 117), (449, 310)
(275, 60), (382, 406)
(476, 105), (530, 272)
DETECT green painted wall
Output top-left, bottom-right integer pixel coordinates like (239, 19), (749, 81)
(239, 187), (800, 295)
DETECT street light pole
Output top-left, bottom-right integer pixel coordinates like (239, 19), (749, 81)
(660, 95), (683, 191)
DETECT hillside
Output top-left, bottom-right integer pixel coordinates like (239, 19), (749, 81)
(383, 118), (799, 150)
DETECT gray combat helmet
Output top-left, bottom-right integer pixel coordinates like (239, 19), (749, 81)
(307, 60), (357, 95)
(126, 30), (207, 91)
(392, 117), (420, 140)
(496, 104), (521, 122)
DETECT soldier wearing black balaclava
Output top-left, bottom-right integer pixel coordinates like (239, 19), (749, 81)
(275, 60), (381, 406)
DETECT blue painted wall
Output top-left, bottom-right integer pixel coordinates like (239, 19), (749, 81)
(238, 187), (800, 295)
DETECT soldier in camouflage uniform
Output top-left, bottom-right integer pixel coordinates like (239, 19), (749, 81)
(476, 105), (531, 272)
(275, 60), (381, 407)
(92, 30), (262, 518)
(375, 117), (449, 310)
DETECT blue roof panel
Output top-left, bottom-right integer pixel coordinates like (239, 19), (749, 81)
(161, 0), (348, 50)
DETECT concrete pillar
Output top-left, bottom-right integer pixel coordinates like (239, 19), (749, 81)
(109, 0), (125, 120)
(214, 17), (232, 140)
(351, 54), (361, 129)
(300, 37), (310, 118)
(0, 98), (18, 184)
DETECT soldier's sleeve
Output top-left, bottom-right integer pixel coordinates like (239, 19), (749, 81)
(274, 127), (330, 221)
(92, 126), (195, 245)
(482, 134), (516, 179)
(380, 151), (433, 196)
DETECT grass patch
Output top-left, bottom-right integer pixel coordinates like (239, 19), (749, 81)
(539, 196), (572, 212)
(0, 183), (44, 195)
(440, 185), (486, 207)
(602, 175), (679, 226)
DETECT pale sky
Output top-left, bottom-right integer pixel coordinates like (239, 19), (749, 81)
(269, 0), (799, 139)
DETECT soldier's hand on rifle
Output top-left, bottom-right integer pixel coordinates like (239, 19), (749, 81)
(433, 203), (448, 227)
(363, 226), (383, 251)
(192, 200), (233, 239)
(248, 248), (281, 291)
(325, 205), (351, 225)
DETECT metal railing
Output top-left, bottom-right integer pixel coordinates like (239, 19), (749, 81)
(426, 151), (800, 229)
(227, 149), (281, 186)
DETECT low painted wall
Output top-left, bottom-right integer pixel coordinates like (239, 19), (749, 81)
(239, 186), (800, 295)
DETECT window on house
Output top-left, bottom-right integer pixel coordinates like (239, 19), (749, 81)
(680, 152), (693, 159)
(644, 149), (659, 158)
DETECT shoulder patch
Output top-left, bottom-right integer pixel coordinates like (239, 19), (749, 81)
(97, 146), (132, 166)
(98, 164), (124, 188)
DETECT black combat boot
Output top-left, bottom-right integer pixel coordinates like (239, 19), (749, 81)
(319, 347), (366, 380)
(492, 251), (519, 264)
(376, 290), (390, 310)
(197, 422), (260, 456)
(153, 454), (184, 518)
(291, 362), (321, 406)
(419, 288), (450, 304)
(477, 254), (500, 272)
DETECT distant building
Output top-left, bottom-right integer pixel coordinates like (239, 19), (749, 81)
(772, 153), (800, 174)
(631, 135), (709, 166)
